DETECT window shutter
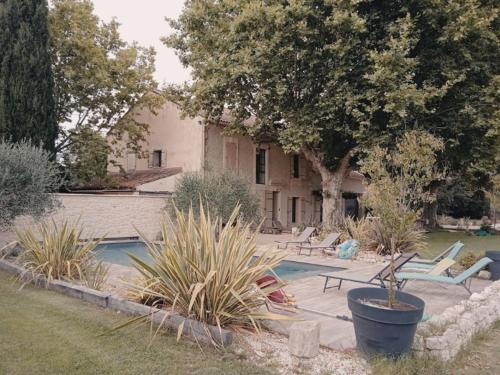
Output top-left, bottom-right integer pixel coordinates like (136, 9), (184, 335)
(147, 152), (153, 168)
(300, 198), (306, 224)
(287, 197), (292, 226)
(162, 149), (167, 168)
(300, 156), (307, 179)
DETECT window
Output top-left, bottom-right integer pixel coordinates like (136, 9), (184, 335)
(152, 150), (162, 168)
(291, 197), (298, 223)
(256, 148), (266, 184)
(292, 155), (300, 178)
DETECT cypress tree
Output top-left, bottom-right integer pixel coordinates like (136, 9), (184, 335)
(0, 0), (57, 153)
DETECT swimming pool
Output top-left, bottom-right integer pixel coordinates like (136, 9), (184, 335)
(94, 241), (344, 281)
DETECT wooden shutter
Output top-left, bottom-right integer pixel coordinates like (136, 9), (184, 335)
(147, 151), (153, 168)
(161, 148), (167, 168)
(300, 198), (306, 224)
(299, 155), (307, 179)
(287, 197), (292, 227)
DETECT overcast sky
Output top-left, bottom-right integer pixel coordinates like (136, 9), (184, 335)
(91, 0), (190, 86)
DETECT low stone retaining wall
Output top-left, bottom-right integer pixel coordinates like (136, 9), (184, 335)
(413, 280), (500, 361)
(15, 193), (171, 240)
(0, 259), (232, 347)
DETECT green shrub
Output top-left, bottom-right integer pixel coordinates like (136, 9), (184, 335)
(0, 140), (62, 228)
(173, 171), (261, 224)
(16, 219), (108, 290)
(128, 204), (288, 342)
(458, 251), (484, 270)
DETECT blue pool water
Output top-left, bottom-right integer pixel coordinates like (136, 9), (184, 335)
(94, 241), (343, 280)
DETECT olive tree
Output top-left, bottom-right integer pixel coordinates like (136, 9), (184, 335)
(360, 131), (444, 254)
(0, 141), (62, 228)
(173, 171), (261, 225)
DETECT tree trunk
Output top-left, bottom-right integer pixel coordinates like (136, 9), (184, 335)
(423, 201), (438, 228)
(423, 185), (440, 229)
(302, 147), (352, 229)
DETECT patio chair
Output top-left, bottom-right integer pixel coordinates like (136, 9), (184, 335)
(319, 252), (418, 292)
(275, 227), (316, 249)
(403, 241), (464, 270)
(297, 232), (340, 256)
(396, 257), (493, 294)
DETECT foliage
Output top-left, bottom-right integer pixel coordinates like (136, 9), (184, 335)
(48, 0), (163, 159)
(487, 174), (500, 223)
(0, 141), (62, 228)
(128, 204), (287, 341)
(438, 180), (490, 219)
(63, 128), (109, 187)
(344, 217), (425, 255)
(173, 171), (261, 224)
(359, 131), (442, 254)
(458, 251), (485, 270)
(0, 0), (57, 152)
(16, 219), (108, 290)
(165, 0), (499, 226)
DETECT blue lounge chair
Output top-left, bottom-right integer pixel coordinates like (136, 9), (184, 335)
(403, 241), (464, 271)
(396, 257), (493, 294)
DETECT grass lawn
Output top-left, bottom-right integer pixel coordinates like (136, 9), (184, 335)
(0, 271), (272, 375)
(371, 320), (500, 375)
(421, 231), (499, 259)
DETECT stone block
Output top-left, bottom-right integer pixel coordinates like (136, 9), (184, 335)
(412, 335), (425, 351)
(48, 280), (111, 307)
(426, 336), (446, 350)
(288, 321), (320, 358)
(477, 270), (491, 280)
(107, 296), (153, 316)
(0, 259), (24, 275)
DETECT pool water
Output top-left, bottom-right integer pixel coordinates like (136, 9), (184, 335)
(94, 241), (344, 280)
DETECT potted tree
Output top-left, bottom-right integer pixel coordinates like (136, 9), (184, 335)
(348, 131), (443, 357)
(348, 240), (425, 357)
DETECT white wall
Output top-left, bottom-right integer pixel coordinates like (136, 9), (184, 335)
(15, 194), (170, 240)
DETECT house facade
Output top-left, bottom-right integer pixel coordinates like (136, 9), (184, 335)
(108, 100), (364, 229)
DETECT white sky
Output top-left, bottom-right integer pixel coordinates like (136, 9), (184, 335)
(91, 0), (190, 86)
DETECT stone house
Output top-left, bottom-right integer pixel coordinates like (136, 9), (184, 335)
(108, 100), (364, 230)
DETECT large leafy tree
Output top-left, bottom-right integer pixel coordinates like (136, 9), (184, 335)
(49, 0), (162, 160)
(166, 0), (499, 227)
(0, 0), (57, 152)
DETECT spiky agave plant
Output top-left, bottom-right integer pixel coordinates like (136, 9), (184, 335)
(16, 219), (108, 288)
(129, 203), (289, 340)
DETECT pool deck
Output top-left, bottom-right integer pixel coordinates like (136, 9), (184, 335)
(105, 232), (493, 351)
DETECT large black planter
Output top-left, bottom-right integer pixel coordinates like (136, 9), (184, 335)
(347, 287), (425, 358)
(485, 250), (500, 281)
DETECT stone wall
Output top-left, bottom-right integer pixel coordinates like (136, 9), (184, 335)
(413, 280), (500, 361)
(15, 193), (170, 240)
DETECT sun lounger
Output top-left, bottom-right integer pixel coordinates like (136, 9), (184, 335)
(396, 257), (493, 294)
(275, 227), (315, 249)
(427, 258), (456, 276)
(403, 241), (464, 270)
(297, 233), (340, 255)
(319, 252), (418, 292)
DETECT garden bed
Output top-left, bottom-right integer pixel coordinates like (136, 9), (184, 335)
(0, 258), (233, 346)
